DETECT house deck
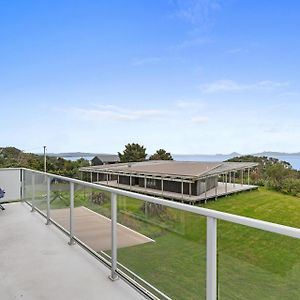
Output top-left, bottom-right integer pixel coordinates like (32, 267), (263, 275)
(96, 181), (258, 203)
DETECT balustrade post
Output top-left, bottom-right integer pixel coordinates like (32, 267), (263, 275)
(109, 192), (118, 281)
(206, 217), (217, 300)
(68, 182), (75, 245)
(46, 176), (51, 225)
(31, 173), (35, 212)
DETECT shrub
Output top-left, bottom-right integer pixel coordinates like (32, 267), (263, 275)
(281, 178), (300, 196)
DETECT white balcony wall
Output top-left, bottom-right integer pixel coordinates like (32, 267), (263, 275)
(0, 169), (21, 202)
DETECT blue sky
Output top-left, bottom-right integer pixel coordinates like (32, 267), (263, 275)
(1, 0), (300, 155)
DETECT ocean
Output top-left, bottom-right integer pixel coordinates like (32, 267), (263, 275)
(63, 154), (300, 170)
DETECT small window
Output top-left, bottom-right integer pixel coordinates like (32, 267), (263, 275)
(147, 178), (156, 188)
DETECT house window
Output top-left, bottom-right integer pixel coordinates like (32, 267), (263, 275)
(147, 178), (156, 188)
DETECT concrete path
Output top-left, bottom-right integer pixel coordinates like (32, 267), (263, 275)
(0, 202), (145, 300)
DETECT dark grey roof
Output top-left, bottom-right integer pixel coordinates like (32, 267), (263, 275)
(80, 160), (258, 179)
(102, 161), (222, 177)
(92, 154), (120, 163)
(204, 162), (259, 176)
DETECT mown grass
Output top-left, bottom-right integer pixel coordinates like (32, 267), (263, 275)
(116, 188), (300, 300)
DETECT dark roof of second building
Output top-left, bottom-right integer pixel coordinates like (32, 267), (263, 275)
(92, 154), (120, 163)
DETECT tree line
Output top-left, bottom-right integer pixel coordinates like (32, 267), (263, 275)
(0, 144), (173, 178)
(0, 147), (89, 178)
(227, 155), (300, 196)
(118, 143), (173, 162)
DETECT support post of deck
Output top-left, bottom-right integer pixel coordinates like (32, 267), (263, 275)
(68, 182), (75, 245)
(118, 174), (120, 188)
(106, 173), (108, 185)
(205, 177), (207, 203)
(161, 177), (164, 196)
(247, 168), (250, 185)
(233, 171), (236, 187)
(181, 178), (184, 200)
(130, 175), (132, 191)
(96, 172), (99, 182)
(189, 182), (191, 198)
(109, 192), (118, 281)
(225, 173), (228, 194)
(229, 172), (231, 184)
(241, 170), (244, 186)
(31, 172), (35, 212)
(207, 217), (217, 300)
(90, 172), (93, 183)
(144, 175), (146, 191)
(21, 169), (25, 201)
(46, 176), (51, 225)
(215, 181), (218, 200)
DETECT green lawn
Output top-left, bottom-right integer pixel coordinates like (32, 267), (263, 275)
(116, 188), (300, 300)
(26, 181), (300, 300)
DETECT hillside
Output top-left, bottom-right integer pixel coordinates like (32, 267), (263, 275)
(0, 147), (89, 177)
(114, 188), (300, 299)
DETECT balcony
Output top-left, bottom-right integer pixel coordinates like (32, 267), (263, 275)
(1, 167), (300, 300)
(1, 202), (144, 300)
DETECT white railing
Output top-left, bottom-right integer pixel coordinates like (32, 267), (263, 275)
(2, 167), (300, 300)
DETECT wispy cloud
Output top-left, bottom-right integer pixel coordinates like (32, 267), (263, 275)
(226, 42), (261, 55)
(199, 79), (289, 93)
(132, 56), (183, 66)
(173, 37), (212, 49)
(278, 91), (300, 97)
(168, 1), (220, 55)
(70, 105), (170, 122)
(227, 48), (244, 54)
(191, 116), (209, 123)
(67, 103), (209, 126)
(132, 57), (165, 66)
(176, 100), (204, 109)
(171, 0), (222, 25)
(264, 128), (281, 134)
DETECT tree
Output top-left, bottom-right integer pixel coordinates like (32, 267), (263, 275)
(282, 178), (300, 196)
(118, 143), (147, 162)
(266, 163), (295, 190)
(226, 155), (294, 185)
(149, 149), (173, 160)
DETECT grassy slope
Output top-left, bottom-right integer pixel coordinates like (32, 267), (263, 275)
(204, 187), (300, 228)
(204, 188), (300, 300)
(116, 188), (300, 300)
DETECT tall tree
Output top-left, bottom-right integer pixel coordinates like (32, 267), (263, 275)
(118, 143), (147, 162)
(149, 149), (173, 161)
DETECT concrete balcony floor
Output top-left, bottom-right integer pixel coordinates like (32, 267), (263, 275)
(0, 202), (145, 300)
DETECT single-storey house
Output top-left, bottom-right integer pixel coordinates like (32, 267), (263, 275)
(80, 160), (258, 203)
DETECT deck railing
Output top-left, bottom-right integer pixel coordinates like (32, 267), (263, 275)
(2, 167), (300, 300)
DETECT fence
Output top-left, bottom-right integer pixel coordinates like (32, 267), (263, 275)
(4, 167), (300, 300)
